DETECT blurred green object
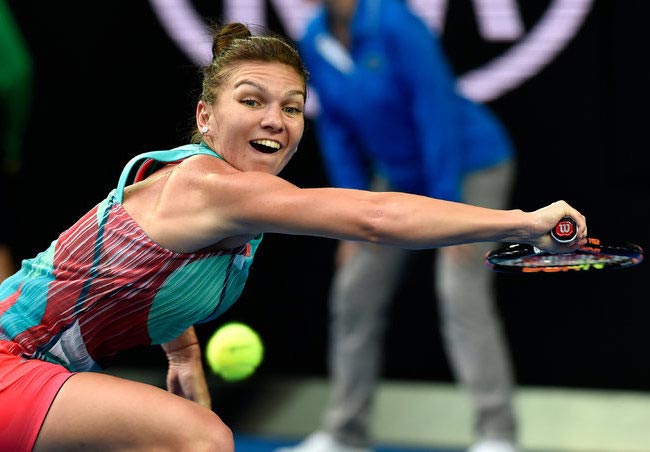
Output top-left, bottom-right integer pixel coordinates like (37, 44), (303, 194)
(0, 0), (32, 172)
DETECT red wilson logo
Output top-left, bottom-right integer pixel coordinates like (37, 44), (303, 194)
(555, 221), (574, 238)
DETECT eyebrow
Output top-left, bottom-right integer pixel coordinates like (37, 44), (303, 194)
(234, 79), (305, 99)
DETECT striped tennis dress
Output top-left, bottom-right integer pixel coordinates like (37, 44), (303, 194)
(0, 143), (262, 371)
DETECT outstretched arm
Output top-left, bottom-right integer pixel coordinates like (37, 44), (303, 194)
(201, 171), (588, 253)
(129, 158), (587, 254)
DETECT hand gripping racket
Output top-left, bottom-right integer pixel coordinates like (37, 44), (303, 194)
(485, 217), (644, 273)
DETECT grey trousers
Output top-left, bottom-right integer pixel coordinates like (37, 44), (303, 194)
(322, 160), (517, 447)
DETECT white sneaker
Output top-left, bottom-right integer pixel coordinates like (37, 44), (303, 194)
(274, 431), (371, 452)
(468, 439), (520, 452)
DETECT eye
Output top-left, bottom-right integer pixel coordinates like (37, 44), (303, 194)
(283, 106), (303, 116)
(241, 98), (260, 107)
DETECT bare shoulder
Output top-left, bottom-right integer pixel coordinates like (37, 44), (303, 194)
(150, 155), (378, 249)
(172, 155), (296, 202)
(148, 155), (299, 251)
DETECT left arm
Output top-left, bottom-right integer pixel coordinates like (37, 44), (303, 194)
(161, 326), (211, 408)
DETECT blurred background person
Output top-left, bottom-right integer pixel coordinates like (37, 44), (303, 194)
(0, 0), (32, 281)
(277, 0), (519, 451)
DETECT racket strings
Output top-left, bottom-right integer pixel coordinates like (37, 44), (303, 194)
(516, 253), (633, 268)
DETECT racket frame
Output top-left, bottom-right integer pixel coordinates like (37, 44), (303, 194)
(485, 238), (644, 273)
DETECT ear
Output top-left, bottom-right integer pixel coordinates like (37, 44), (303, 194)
(196, 100), (211, 130)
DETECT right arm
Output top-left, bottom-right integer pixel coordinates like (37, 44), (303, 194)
(156, 167), (587, 254)
(239, 177), (586, 251)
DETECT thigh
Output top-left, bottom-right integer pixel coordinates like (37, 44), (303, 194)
(346, 242), (410, 281)
(444, 159), (516, 261)
(437, 161), (516, 296)
(34, 371), (233, 452)
(462, 159), (515, 211)
(331, 243), (410, 307)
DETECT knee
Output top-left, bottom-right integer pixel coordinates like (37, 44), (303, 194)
(195, 413), (234, 452)
(175, 409), (234, 452)
(209, 419), (234, 452)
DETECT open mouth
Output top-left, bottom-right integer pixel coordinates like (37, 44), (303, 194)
(250, 139), (281, 154)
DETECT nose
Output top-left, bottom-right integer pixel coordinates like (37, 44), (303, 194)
(260, 105), (284, 132)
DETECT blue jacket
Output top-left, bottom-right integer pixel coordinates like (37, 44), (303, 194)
(299, 0), (514, 201)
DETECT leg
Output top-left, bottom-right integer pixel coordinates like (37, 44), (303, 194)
(33, 372), (234, 452)
(436, 161), (518, 443)
(323, 243), (410, 447)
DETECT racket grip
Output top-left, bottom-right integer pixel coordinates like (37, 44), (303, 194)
(551, 216), (577, 243)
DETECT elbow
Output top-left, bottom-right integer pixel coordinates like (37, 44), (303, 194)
(353, 196), (427, 250)
(341, 193), (416, 247)
(354, 204), (397, 246)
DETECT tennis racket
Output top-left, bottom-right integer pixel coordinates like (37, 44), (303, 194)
(485, 217), (644, 273)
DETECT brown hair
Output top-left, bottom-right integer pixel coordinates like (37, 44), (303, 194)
(191, 22), (309, 143)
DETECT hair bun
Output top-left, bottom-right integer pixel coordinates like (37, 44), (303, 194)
(212, 22), (252, 60)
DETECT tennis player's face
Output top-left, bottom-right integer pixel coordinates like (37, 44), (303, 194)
(208, 61), (305, 175)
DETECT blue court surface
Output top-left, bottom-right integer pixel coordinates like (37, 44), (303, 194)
(234, 433), (459, 452)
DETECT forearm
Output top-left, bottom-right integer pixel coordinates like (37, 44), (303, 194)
(357, 192), (531, 248)
(161, 326), (212, 408)
(293, 189), (584, 253)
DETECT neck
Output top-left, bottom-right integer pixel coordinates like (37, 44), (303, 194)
(199, 140), (225, 161)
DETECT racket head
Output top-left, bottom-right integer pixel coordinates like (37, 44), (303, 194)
(485, 238), (644, 273)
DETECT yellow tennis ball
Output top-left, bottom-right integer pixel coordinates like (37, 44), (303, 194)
(205, 322), (264, 382)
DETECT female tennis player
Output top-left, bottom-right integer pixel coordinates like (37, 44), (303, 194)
(0, 22), (587, 451)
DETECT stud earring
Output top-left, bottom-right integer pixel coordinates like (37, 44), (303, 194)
(200, 126), (209, 134)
